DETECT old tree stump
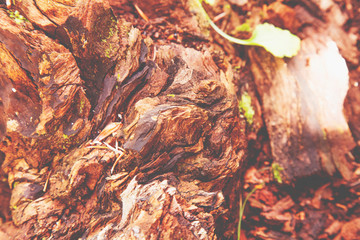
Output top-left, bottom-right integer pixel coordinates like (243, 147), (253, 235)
(0, 0), (246, 239)
(1, 0), (359, 239)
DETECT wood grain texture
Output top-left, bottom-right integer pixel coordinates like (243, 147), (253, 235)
(0, 1), (246, 239)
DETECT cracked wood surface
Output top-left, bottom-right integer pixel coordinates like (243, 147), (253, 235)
(0, 0), (246, 239)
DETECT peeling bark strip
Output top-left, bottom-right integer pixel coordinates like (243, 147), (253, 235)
(249, 32), (355, 181)
(0, 0), (246, 239)
(247, 1), (357, 182)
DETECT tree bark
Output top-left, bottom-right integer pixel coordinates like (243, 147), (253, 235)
(0, 0), (246, 239)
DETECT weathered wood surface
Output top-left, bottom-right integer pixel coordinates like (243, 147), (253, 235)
(0, 0), (246, 239)
(249, 2), (356, 181)
(1, 0), (359, 239)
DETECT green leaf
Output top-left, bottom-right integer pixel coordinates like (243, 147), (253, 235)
(198, 0), (301, 58)
(235, 23), (251, 32)
(203, 0), (216, 5)
(247, 23), (301, 58)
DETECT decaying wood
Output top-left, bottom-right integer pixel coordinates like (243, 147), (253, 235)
(1, 0), (359, 239)
(0, 0), (246, 239)
(249, 2), (356, 181)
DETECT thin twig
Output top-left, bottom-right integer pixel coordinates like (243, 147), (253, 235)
(213, 12), (227, 22)
(134, 3), (149, 22)
(43, 170), (52, 192)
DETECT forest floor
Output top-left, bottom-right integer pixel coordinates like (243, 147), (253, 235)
(109, 0), (360, 239)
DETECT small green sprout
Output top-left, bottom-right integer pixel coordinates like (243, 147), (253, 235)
(12, 181), (19, 189)
(10, 205), (18, 210)
(237, 163), (284, 239)
(239, 92), (255, 125)
(79, 98), (86, 114)
(238, 183), (264, 240)
(271, 162), (284, 184)
(198, 0), (301, 58)
(8, 10), (28, 25)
